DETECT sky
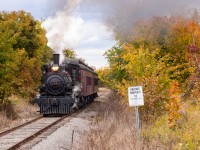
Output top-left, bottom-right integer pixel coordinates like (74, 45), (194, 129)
(1, 0), (200, 68)
(0, 0), (115, 68)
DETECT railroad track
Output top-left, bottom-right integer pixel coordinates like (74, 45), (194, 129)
(0, 115), (72, 150)
(0, 94), (104, 150)
(0, 100), (97, 150)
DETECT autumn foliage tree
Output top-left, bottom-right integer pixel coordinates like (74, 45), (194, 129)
(165, 81), (182, 127)
(0, 11), (52, 116)
(96, 67), (111, 87)
(99, 15), (200, 124)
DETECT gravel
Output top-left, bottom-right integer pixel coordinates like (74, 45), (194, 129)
(30, 110), (97, 150)
(30, 88), (110, 150)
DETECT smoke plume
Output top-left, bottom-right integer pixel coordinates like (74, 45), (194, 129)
(42, 0), (83, 62)
(81, 0), (200, 41)
(72, 84), (81, 109)
(42, 0), (200, 62)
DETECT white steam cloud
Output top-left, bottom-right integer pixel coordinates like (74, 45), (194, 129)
(42, 0), (83, 62)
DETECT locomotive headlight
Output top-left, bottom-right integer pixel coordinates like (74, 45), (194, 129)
(52, 65), (59, 72)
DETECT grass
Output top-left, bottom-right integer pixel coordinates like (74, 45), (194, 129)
(79, 89), (166, 150)
(142, 102), (200, 150)
(78, 89), (200, 150)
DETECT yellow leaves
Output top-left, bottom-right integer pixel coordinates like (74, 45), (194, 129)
(96, 67), (112, 87)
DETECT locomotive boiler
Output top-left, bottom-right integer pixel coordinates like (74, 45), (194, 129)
(35, 54), (98, 115)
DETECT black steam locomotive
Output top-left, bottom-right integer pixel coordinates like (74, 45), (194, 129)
(35, 54), (98, 115)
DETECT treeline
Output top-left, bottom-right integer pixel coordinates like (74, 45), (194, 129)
(0, 11), (52, 115)
(97, 14), (200, 126)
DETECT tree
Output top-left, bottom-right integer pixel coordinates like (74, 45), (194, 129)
(101, 16), (200, 122)
(0, 11), (52, 116)
(63, 49), (77, 58)
(96, 67), (111, 87)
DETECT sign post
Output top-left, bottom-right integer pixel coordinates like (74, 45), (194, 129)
(128, 86), (144, 142)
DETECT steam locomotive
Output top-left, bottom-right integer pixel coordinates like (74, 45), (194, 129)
(35, 54), (98, 115)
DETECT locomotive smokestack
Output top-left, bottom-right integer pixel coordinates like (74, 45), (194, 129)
(53, 54), (60, 66)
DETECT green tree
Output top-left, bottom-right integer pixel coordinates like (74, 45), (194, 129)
(63, 49), (77, 58)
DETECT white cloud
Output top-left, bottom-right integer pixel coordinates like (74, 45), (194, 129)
(0, 0), (66, 19)
(76, 20), (115, 68)
(76, 48), (109, 68)
(83, 36), (99, 43)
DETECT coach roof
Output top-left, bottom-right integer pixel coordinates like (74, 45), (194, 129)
(62, 58), (97, 74)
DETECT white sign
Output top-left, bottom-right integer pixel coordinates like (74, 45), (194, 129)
(128, 86), (144, 106)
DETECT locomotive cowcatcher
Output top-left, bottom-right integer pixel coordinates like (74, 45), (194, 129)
(34, 54), (98, 115)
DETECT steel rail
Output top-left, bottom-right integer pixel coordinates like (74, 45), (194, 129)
(8, 115), (69, 150)
(0, 116), (43, 137)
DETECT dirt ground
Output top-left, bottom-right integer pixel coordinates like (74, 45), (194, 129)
(0, 96), (40, 133)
